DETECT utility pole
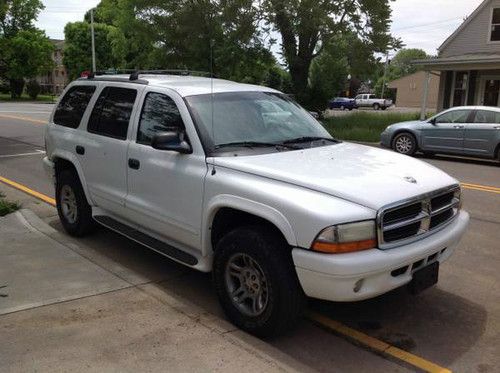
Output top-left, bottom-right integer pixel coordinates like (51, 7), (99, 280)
(90, 8), (96, 73)
(381, 51), (389, 99)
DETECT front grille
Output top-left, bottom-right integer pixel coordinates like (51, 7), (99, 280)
(378, 186), (460, 248)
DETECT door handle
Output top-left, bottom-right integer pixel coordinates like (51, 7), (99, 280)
(453, 125), (464, 129)
(76, 145), (85, 155)
(128, 158), (140, 170)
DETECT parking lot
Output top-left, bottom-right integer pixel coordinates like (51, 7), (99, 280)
(1, 103), (499, 372)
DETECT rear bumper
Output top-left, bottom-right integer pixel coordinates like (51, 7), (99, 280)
(42, 156), (55, 183)
(292, 210), (469, 302)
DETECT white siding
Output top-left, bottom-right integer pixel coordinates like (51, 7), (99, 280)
(441, 0), (500, 57)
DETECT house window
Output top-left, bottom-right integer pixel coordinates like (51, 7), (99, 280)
(490, 8), (500, 41)
(452, 71), (468, 106)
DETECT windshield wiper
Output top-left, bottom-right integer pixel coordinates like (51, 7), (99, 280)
(214, 141), (300, 150)
(282, 136), (339, 144)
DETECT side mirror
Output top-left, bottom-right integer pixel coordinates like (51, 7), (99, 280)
(151, 131), (192, 154)
(429, 118), (436, 125)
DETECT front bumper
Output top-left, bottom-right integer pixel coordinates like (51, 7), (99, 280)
(292, 210), (469, 302)
(380, 130), (391, 148)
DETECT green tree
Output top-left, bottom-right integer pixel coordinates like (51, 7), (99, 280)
(63, 21), (126, 79)
(134, 0), (276, 82)
(0, 0), (44, 37)
(263, 0), (400, 99)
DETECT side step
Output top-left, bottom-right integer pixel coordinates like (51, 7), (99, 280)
(93, 215), (198, 266)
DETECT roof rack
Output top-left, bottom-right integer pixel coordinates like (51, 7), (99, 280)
(129, 69), (212, 81)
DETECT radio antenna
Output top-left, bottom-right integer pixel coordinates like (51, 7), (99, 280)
(210, 38), (215, 148)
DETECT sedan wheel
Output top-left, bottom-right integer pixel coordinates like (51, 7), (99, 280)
(393, 133), (417, 156)
(340, 105), (345, 111)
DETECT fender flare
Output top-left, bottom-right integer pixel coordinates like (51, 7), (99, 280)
(51, 150), (95, 206)
(202, 194), (297, 256)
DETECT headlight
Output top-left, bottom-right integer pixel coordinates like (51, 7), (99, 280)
(311, 220), (377, 254)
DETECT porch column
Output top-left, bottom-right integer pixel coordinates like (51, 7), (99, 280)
(420, 70), (431, 120)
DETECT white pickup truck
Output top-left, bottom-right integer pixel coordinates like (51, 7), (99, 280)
(43, 73), (468, 337)
(354, 93), (393, 110)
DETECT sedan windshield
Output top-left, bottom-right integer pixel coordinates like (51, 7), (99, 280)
(185, 91), (334, 152)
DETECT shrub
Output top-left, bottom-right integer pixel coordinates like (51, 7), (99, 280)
(10, 79), (24, 98)
(26, 79), (41, 100)
(0, 193), (20, 217)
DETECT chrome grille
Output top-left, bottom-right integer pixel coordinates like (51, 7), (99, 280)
(378, 186), (460, 248)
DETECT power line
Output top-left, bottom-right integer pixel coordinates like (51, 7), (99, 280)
(392, 17), (463, 32)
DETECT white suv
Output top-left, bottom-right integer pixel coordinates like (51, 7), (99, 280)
(43, 73), (469, 337)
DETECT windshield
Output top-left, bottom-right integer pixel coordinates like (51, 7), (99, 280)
(185, 91), (332, 152)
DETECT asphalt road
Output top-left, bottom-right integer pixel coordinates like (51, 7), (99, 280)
(1, 102), (499, 372)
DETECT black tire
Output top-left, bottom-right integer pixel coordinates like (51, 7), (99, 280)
(56, 169), (95, 236)
(392, 132), (417, 156)
(381, 106), (387, 111)
(213, 226), (305, 338)
(340, 105), (345, 111)
(373, 103), (380, 110)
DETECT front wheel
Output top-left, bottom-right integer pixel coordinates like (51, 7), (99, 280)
(392, 132), (417, 156)
(213, 226), (305, 338)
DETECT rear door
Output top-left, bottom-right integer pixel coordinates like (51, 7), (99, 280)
(420, 109), (472, 153)
(80, 85), (141, 216)
(463, 109), (500, 157)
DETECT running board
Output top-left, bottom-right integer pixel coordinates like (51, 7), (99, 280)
(93, 215), (198, 266)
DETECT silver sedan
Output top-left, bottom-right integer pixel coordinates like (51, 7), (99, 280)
(381, 106), (500, 161)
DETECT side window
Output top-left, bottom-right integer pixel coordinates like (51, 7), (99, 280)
(137, 92), (184, 145)
(473, 110), (498, 124)
(435, 110), (471, 124)
(490, 8), (500, 41)
(87, 87), (137, 140)
(53, 85), (96, 128)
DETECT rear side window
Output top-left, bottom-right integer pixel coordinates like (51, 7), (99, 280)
(473, 110), (500, 124)
(137, 92), (184, 145)
(88, 87), (137, 140)
(53, 85), (96, 128)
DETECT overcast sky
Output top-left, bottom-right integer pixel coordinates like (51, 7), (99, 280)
(36, 0), (484, 57)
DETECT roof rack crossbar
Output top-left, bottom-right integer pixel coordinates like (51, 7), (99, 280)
(129, 69), (212, 80)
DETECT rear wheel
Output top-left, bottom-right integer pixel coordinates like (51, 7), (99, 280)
(373, 103), (380, 110)
(56, 169), (95, 236)
(392, 132), (417, 156)
(340, 105), (345, 111)
(213, 226), (305, 338)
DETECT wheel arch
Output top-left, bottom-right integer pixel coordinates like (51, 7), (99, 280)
(203, 195), (297, 257)
(52, 151), (94, 205)
(494, 142), (500, 160)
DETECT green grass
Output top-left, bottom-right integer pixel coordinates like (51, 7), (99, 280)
(322, 112), (423, 142)
(0, 193), (20, 217)
(0, 93), (56, 102)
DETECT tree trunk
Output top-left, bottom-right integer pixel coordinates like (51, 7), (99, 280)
(289, 57), (312, 99)
(9, 79), (24, 99)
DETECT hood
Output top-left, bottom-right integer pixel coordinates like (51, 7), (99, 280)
(211, 143), (458, 210)
(387, 120), (424, 130)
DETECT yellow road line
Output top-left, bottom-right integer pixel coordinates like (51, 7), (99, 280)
(308, 311), (452, 373)
(0, 114), (46, 125)
(461, 182), (500, 194)
(0, 176), (55, 206)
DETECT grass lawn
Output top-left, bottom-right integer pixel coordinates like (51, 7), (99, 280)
(322, 112), (424, 142)
(0, 93), (56, 103)
(0, 193), (19, 217)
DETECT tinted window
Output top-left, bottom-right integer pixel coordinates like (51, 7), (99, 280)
(137, 92), (184, 145)
(53, 85), (96, 128)
(88, 87), (137, 140)
(435, 110), (470, 124)
(473, 110), (500, 124)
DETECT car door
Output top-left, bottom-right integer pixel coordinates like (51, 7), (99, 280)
(420, 109), (472, 153)
(80, 84), (140, 216)
(125, 89), (208, 250)
(463, 109), (500, 157)
(354, 94), (364, 107)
